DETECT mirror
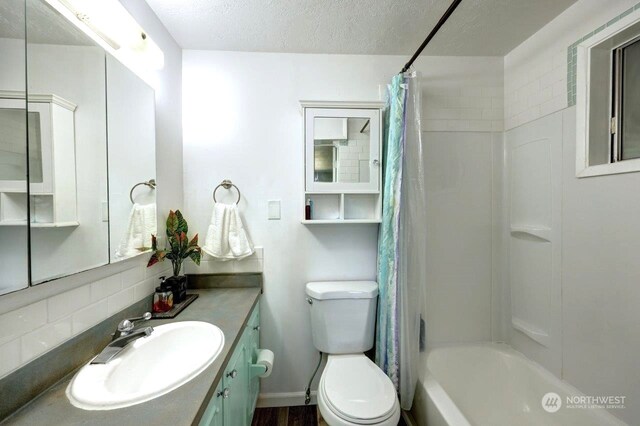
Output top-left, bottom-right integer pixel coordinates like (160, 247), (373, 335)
(27, 0), (109, 284)
(106, 56), (157, 262)
(0, 0), (158, 292)
(313, 117), (371, 184)
(0, 0), (29, 295)
(305, 107), (380, 193)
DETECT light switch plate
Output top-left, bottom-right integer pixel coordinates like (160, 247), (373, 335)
(267, 200), (281, 220)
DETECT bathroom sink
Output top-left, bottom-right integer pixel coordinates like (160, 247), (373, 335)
(66, 321), (224, 410)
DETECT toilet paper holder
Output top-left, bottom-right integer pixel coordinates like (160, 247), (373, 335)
(250, 348), (274, 378)
(250, 363), (268, 377)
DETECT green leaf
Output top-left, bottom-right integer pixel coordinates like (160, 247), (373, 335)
(189, 249), (201, 265)
(166, 210), (178, 237)
(175, 210), (188, 234)
(188, 233), (199, 248)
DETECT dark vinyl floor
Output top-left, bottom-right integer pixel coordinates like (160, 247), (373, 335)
(252, 405), (318, 426)
(252, 405), (407, 426)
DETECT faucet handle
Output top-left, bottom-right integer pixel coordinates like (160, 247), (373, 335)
(117, 312), (152, 333)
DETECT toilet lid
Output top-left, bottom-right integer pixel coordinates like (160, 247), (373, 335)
(322, 355), (397, 424)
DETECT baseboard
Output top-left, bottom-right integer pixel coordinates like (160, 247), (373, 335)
(257, 391), (317, 407)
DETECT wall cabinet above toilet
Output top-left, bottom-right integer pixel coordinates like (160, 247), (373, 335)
(301, 101), (384, 224)
(0, 91), (78, 228)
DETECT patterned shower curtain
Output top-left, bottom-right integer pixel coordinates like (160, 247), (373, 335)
(376, 71), (425, 411)
(376, 74), (406, 388)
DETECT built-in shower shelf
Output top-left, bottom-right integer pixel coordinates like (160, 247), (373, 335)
(510, 226), (551, 242)
(512, 317), (550, 347)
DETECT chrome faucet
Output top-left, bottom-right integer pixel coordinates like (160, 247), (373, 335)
(91, 312), (154, 364)
(112, 312), (153, 340)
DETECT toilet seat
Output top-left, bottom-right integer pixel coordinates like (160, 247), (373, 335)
(318, 354), (400, 425)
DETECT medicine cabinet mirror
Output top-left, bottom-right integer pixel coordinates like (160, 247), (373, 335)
(26, 0), (109, 284)
(0, 0), (157, 294)
(302, 101), (383, 224)
(0, 0), (29, 295)
(106, 56), (157, 263)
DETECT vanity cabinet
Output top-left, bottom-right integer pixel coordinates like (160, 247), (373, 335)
(223, 340), (248, 425)
(200, 301), (261, 426)
(201, 381), (224, 426)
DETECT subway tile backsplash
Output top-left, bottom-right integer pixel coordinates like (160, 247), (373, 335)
(0, 247), (264, 380)
(0, 257), (171, 379)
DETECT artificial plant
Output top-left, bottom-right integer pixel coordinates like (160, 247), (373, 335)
(147, 210), (201, 276)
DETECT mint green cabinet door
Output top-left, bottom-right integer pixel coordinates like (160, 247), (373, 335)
(223, 339), (249, 426)
(246, 302), (260, 423)
(199, 381), (224, 426)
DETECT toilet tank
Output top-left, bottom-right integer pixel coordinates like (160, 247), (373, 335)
(306, 281), (378, 354)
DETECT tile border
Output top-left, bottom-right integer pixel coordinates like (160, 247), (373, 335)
(567, 2), (640, 106)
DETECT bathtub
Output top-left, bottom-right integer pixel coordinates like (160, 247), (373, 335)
(411, 343), (626, 426)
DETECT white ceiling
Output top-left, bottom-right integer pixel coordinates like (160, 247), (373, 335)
(146, 0), (577, 56)
(0, 0), (93, 46)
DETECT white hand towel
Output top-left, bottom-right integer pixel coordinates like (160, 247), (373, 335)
(203, 203), (254, 260)
(115, 203), (157, 259)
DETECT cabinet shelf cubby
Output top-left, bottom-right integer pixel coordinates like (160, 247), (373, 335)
(302, 192), (381, 224)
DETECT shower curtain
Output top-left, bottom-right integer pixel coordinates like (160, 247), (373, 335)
(376, 71), (426, 411)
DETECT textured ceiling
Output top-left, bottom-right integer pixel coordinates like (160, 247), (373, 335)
(146, 0), (577, 55)
(0, 0), (93, 45)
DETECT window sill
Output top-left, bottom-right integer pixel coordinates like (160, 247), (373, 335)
(576, 157), (640, 178)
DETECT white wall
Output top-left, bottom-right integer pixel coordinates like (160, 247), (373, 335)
(182, 50), (503, 402)
(0, 1), (183, 379)
(424, 131), (499, 345)
(503, 1), (640, 422)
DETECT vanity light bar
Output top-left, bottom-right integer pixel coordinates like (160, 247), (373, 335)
(45, 0), (164, 71)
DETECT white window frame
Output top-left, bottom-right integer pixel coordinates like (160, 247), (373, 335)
(576, 9), (640, 177)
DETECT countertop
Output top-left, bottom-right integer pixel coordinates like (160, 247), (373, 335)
(2, 287), (261, 426)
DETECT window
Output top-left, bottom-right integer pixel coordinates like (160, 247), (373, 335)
(612, 36), (640, 162)
(576, 12), (640, 177)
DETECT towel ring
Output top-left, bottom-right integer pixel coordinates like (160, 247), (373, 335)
(129, 179), (156, 204)
(213, 179), (241, 204)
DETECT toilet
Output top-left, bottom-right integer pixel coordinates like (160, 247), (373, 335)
(306, 281), (401, 426)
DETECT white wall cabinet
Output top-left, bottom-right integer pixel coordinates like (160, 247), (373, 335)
(0, 91), (77, 227)
(301, 101), (384, 224)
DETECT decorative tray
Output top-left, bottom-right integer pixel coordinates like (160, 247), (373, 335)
(151, 293), (199, 319)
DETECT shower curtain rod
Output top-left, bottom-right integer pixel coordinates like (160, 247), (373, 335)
(400, 0), (463, 73)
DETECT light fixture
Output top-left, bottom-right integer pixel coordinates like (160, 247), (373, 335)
(46, 0), (164, 71)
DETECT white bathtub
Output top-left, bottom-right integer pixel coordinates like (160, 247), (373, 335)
(411, 343), (626, 426)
